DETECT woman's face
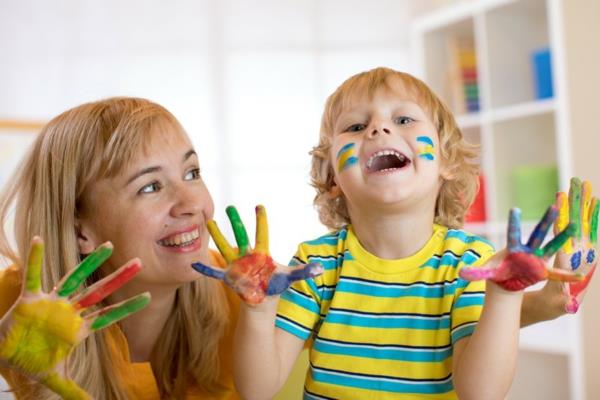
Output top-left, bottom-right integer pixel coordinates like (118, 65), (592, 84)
(77, 128), (214, 288)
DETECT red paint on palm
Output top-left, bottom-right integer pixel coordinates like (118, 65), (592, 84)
(568, 264), (596, 298)
(226, 253), (276, 305)
(493, 252), (549, 291)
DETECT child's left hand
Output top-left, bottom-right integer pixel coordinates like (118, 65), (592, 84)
(460, 207), (584, 291)
(191, 205), (323, 305)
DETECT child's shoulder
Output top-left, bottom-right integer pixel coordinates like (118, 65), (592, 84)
(439, 224), (496, 254)
(300, 226), (350, 248)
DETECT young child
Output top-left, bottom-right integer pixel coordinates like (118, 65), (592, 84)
(197, 67), (583, 399)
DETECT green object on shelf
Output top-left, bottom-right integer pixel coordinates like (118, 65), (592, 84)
(511, 165), (558, 220)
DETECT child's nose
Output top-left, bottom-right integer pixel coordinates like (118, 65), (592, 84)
(369, 121), (391, 137)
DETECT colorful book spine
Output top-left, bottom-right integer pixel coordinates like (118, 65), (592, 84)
(458, 48), (480, 112)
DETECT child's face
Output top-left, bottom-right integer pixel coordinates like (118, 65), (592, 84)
(329, 77), (444, 214)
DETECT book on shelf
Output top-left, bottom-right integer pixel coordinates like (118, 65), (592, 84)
(445, 36), (480, 114)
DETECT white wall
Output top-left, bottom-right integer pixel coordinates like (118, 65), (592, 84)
(0, 0), (443, 261)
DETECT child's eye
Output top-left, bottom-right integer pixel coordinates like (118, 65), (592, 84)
(138, 181), (162, 194)
(394, 116), (414, 125)
(184, 168), (202, 181)
(345, 123), (367, 133)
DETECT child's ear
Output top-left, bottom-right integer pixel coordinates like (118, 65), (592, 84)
(75, 218), (99, 255)
(326, 178), (343, 199)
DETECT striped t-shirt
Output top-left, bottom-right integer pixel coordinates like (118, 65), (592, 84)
(276, 224), (494, 399)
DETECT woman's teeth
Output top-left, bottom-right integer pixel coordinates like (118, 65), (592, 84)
(159, 229), (199, 247)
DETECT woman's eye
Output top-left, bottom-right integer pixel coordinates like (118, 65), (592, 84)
(138, 181), (162, 194)
(395, 116), (414, 125)
(184, 168), (201, 181)
(345, 123), (366, 133)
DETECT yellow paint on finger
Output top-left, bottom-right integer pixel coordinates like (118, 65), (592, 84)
(0, 299), (83, 374)
(43, 372), (91, 400)
(207, 220), (238, 263)
(555, 192), (573, 253)
(255, 205), (269, 254)
(26, 238), (44, 294)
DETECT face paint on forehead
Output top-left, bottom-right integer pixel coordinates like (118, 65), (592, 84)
(336, 142), (359, 173)
(417, 136), (435, 161)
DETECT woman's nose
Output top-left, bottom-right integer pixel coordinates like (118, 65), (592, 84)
(170, 185), (203, 217)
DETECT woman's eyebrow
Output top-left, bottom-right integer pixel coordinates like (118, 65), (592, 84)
(126, 166), (162, 186)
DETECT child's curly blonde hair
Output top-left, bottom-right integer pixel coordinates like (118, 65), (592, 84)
(310, 67), (480, 231)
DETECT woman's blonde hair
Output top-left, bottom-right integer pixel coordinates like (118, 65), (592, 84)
(311, 67), (480, 230)
(0, 97), (229, 399)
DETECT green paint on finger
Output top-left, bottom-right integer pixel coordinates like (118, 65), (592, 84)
(569, 178), (582, 240)
(591, 201), (600, 244)
(226, 206), (250, 256)
(58, 244), (113, 297)
(90, 293), (150, 331)
(538, 223), (577, 258)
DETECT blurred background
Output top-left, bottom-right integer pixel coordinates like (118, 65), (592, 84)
(0, 0), (598, 398)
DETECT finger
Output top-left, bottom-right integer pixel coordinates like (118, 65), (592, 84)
(56, 243), (113, 298)
(88, 292), (151, 331)
(191, 262), (227, 281)
(568, 177), (582, 241)
(507, 208), (522, 251)
(581, 181), (593, 238)
(554, 191), (573, 253)
(546, 268), (584, 283)
(207, 220), (237, 263)
(459, 265), (498, 281)
(589, 198), (599, 245)
(536, 223), (577, 259)
(255, 205), (269, 254)
(526, 205), (558, 250)
(266, 262), (324, 295)
(42, 372), (91, 400)
(226, 206), (250, 256)
(24, 236), (44, 295)
(72, 259), (142, 310)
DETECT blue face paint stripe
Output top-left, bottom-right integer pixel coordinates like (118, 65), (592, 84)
(336, 143), (356, 158)
(418, 153), (434, 161)
(416, 136), (434, 146)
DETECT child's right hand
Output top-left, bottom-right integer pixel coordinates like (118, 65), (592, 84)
(0, 237), (150, 400)
(192, 205), (323, 305)
(459, 207), (584, 291)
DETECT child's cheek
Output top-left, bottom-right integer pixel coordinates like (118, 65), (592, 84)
(335, 142), (359, 173)
(416, 135), (435, 161)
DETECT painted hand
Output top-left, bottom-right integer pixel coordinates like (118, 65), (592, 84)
(0, 237), (150, 400)
(551, 178), (599, 313)
(192, 205), (323, 305)
(460, 207), (584, 291)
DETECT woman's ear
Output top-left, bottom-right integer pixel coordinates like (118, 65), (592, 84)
(75, 218), (99, 255)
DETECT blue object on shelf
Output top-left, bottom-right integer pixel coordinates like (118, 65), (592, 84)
(531, 47), (553, 99)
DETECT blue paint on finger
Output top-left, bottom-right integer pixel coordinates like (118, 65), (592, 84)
(191, 262), (226, 280)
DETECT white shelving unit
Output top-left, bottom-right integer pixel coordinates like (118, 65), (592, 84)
(412, 1), (583, 399)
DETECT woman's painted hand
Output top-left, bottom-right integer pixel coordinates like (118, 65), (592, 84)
(460, 207), (583, 291)
(0, 237), (150, 400)
(192, 205), (323, 305)
(547, 178), (599, 313)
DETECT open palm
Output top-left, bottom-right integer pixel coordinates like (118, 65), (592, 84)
(192, 205), (323, 305)
(0, 237), (150, 399)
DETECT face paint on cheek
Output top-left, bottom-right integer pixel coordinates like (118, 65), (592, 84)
(417, 136), (435, 161)
(336, 143), (358, 173)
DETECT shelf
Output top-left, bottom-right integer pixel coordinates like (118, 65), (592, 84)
(489, 98), (555, 122)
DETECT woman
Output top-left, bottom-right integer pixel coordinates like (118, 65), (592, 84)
(0, 97), (239, 399)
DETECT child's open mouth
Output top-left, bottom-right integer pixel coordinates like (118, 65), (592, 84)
(366, 149), (411, 173)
